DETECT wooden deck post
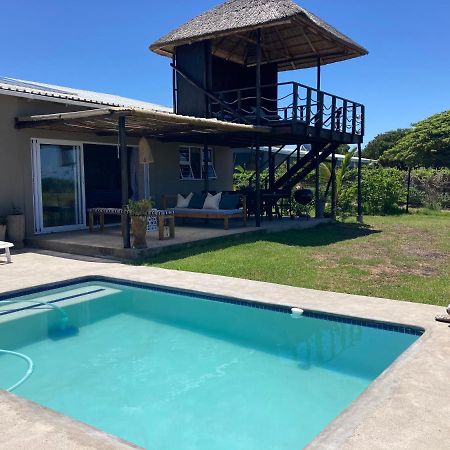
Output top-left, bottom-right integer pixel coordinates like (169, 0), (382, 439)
(316, 56), (321, 92)
(267, 145), (274, 220)
(255, 138), (261, 227)
(203, 142), (209, 194)
(331, 147), (337, 220)
(119, 115), (131, 248)
(172, 54), (177, 114)
(357, 143), (363, 223)
(314, 145), (322, 218)
(254, 27), (262, 227)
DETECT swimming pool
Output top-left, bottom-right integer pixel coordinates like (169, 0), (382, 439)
(0, 278), (422, 450)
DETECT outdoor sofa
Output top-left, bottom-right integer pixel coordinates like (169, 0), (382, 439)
(162, 192), (246, 230)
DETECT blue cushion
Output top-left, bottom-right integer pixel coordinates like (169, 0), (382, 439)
(188, 192), (207, 209)
(220, 193), (241, 210)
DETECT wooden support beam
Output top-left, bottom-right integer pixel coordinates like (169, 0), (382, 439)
(331, 147), (337, 220)
(172, 54), (177, 114)
(255, 28), (262, 228)
(119, 115), (131, 249)
(357, 143), (363, 223)
(274, 27), (296, 69)
(203, 142), (209, 194)
(317, 56), (322, 92)
(314, 145), (321, 218)
(255, 138), (261, 227)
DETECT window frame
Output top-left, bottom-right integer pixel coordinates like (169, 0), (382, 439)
(179, 146), (217, 180)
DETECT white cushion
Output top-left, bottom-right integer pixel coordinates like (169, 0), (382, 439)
(203, 192), (222, 210)
(176, 192), (193, 208)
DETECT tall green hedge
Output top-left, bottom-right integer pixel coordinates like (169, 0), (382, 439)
(338, 166), (449, 216)
(339, 167), (406, 216)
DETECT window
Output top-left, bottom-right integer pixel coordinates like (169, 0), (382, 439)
(179, 146), (217, 180)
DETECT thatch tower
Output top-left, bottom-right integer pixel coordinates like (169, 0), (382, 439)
(151, 0), (367, 70)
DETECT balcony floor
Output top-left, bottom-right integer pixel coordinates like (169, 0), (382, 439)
(26, 217), (330, 261)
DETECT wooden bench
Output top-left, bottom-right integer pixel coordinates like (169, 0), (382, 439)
(0, 241), (14, 264)
(162, 194), (246, 230)
(88, 208), (124, 232)
(88, 207), (176, 240)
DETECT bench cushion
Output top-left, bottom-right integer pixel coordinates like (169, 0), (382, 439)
(203, 192), (222, 210)
(220, 192), (241, 210)
(188, 193), (207, 209)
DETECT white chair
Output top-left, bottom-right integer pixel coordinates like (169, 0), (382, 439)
(0, 241), (14, 263)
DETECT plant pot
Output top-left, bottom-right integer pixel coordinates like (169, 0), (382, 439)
(131, 215), (148, 249)
(7, 214), (25, 248)
(0, 224), (6, 241)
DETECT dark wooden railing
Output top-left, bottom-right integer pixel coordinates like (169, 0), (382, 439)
(211, 81), (365, 137)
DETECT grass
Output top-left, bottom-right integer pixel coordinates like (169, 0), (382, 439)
(140, 212), (450, 307)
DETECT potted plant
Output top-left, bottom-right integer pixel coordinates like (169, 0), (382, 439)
(125, 199), (154, 249)
(7, 206), (25, 248)
(0, 217), (6, 241)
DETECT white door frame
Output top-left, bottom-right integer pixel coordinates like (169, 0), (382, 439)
(31, 138), (86, 234)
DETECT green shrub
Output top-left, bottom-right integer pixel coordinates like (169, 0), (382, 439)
(340, 167), (406, 215)
(408, 168), (450, 210)
(125, 199), (154, 216)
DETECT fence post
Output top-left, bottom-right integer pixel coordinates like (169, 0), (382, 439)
(406, 167), (412, 213)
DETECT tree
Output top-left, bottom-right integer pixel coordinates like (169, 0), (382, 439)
(380, 111), (450, 168)
(318, 149), (357, 216)
(363, 128), (410, 160)
(336, 144), (350, 155)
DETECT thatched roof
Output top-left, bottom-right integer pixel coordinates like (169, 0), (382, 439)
(150, 0), (368, 71)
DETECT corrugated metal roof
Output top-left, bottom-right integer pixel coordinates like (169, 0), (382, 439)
(0, 77), (170, 112)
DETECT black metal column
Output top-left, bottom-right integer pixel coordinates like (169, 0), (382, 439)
(255, 138), (261, 227)
(331, 147), (337, 220)
(267, 145), (273, 220)
(317, 56), (321, 92)
(314, 145), (321, 218)
(203, 142), (209, 194)
(268, 146), (274, 191)
(406, 167), (412, 213)
(119, 115), (130, 248)
(357, 143), (363, 223)
(255, 28), (262, 227)
(172, 54), (177, 114)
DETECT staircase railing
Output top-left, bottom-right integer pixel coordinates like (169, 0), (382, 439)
(262, 146), (300, 190)
(247, 145), (286, 187)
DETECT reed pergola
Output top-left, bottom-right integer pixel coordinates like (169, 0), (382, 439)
(16, 107), (269, 247)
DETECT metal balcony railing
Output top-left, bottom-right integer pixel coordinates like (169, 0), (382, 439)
(210, 81), (365, 137)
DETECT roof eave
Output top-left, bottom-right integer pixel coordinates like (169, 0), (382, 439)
(149, 17), (294, 57)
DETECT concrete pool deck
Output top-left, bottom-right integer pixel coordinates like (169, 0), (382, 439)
(0, 250), (449, 449)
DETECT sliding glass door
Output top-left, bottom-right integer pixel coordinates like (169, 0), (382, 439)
(32, 139), (85, 233)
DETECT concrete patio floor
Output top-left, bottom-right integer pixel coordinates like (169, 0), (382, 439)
(26, 217), (330, 260)
(0, 251), (449, 449)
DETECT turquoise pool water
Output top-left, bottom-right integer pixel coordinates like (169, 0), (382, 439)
(0, 280), (421, 450)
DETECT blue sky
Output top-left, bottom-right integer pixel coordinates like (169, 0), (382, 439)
(1, 0), (449, 143)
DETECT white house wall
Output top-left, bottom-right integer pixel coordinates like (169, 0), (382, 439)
(0, 94), (234, 236)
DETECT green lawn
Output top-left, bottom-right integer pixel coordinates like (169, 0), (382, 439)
(140, 212), (450, 306)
